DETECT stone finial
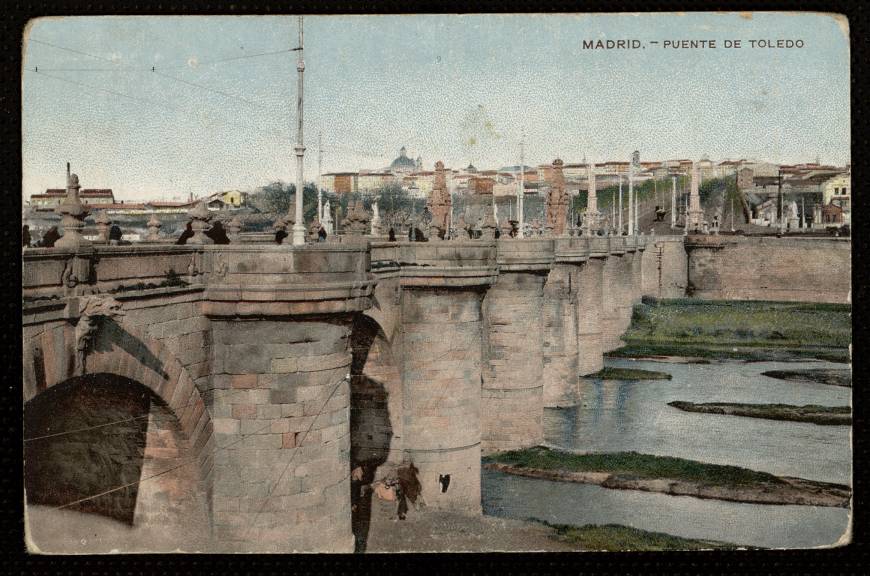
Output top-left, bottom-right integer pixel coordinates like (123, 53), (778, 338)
(226, 215), (243, 241)
(55, 171), (91, 249)
(94, 210), (111, 244)
(454, 214), (468, 240)
(273, 215), (287, 233)
(499, 217), (514, 239)
(342, 199), (371, 237)
(428, 221), (444, 242)
(307, 218), (323, 242)
(146, 213), (162, 241)
(187, 200), (213, 244)
(480, 209), (498, 240)
(531, 218), (542, 237)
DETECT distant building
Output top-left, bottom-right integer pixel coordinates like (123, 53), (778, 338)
(822, 173), (851, 225)
(30, 188), (115, 210)
(389, 146), (419, 174)
(322, 172), (358, 195)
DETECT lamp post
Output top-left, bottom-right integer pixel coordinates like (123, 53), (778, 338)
(291, 16), (306, 246)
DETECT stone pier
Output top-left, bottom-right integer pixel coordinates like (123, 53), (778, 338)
(481, 238), (553, 454)
(200, 244), (373, 552)
(542, 237), (588, 407)
(600, 237), (626, 352)
(390, 242), (498, 512)
(576, 237), (609, 376)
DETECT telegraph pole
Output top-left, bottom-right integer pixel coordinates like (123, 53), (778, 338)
(517, 131), (525, 238)
(777, 168), (785, 234)
(317, 131), (323, 222)
(291, 16), (306, 246)
(618, 174), (623, 235)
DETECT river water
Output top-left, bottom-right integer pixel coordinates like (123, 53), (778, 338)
(482, 358), (852, 549)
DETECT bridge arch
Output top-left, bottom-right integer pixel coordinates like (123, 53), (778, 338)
(22, 320), (214, 552)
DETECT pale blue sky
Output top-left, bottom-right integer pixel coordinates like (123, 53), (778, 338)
(22, 13), (849, 201)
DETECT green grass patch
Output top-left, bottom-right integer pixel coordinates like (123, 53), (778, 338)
(763, 368), (851, 387)
(541, 522), (751, 551)
(486, 446), (785, 487)
(669, 401), (851, 426)
(588, 367), (672, 381)
(625, 298), (851, 351)
(610, 341), (850, 364)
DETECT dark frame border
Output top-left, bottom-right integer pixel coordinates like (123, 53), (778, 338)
(3, 1), (865, 574)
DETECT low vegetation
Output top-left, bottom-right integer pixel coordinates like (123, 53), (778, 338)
(485, 447), (851, 507)
(541, 521), (751, 551)
(614, 298), (851, 362)
(669, 401), (851, 426)
(763, 368), (852, 387)
(486, 446), (783, 487)
(587, 367), (671, 380)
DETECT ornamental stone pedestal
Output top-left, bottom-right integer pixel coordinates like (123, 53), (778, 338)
(187, 201), (213, 245)
(481, 237), (553, 454)
(202, 244), (374, 552)
(394, 241), (497, 513)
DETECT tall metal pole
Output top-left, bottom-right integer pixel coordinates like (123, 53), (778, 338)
(671, 175), (677, 229)
(776, 168), (785, 234)
(517, 132), (525, 238)
(627, 168), (634, 236)
(317, 131), (322, 221)
(618, 174), (623, 235)
(291, 16), (306, 246)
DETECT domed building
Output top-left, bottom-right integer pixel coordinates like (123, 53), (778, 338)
(389, 146), (419, 174)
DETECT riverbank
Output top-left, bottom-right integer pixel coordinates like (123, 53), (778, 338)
(541, 522), (753, 551)
(484, 447), (851, 508)
(587, 366), (672, 380)
(669, 401), (851, 425)
(763, 368), (852, 387)
(614, 298), (851, 363)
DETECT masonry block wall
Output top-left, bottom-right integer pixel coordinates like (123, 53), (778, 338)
(400, 287), (484, 512)
(481, 270), (547, 454)
(642, 236), (689, 298)
(542, 264), (580, 407)
(208, 318), (353, 552)
(686, 236), (851, 303)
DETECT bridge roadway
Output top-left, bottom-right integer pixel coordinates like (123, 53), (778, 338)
(22, 233), (688, 552)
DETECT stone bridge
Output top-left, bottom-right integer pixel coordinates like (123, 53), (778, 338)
(22, 233), (689, 552)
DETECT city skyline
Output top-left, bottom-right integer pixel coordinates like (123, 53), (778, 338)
(22, 13), (849, 201)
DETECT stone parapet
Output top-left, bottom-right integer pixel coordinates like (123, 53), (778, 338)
(553, 236), (590, 264)
(201, 244), (374, 317)
(609, 236), (626, 255)
(495, 237), (554, 271)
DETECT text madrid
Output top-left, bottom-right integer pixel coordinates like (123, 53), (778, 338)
(582, 39), (805, 49)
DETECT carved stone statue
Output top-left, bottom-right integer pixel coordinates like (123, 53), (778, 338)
(74, 295), (125, 376)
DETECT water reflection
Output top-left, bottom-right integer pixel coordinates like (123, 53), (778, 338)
(545, 359), (851, 485)
(482, 357), (852, 549)
(483, 468), (849, 550)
